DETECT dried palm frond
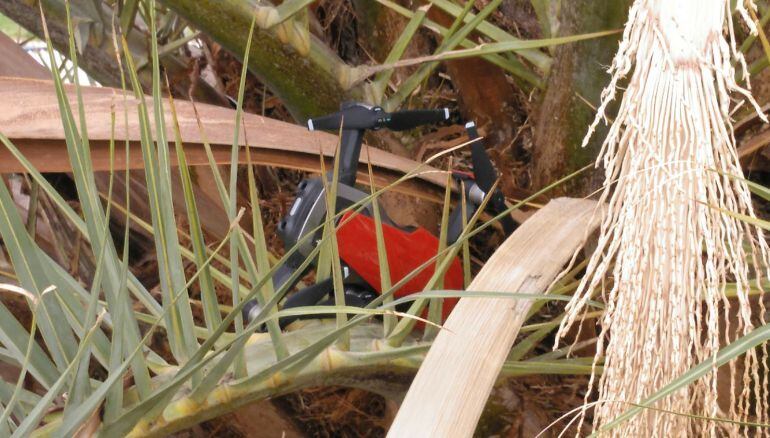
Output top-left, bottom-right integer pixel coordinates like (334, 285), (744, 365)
(557, 0), (770, 435)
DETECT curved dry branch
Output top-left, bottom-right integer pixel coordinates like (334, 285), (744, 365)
(0, 78), (446, 202)
(388, 197), (603, 437)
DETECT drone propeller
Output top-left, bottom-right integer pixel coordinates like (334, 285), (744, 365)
(308, 103), (450, 132)
(466, 122), (498, 195)
(387, 108), (451, 131)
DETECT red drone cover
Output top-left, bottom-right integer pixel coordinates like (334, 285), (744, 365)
(336, 211), (463, 321)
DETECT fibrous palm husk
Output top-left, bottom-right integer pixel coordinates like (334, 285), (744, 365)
(557, 1), (770, 435)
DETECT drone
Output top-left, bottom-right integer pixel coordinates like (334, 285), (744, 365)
(243, 102), (516, 328)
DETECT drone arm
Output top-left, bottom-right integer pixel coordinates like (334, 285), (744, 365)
(338, 128), (365, 187)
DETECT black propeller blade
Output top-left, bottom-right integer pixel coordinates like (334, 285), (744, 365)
(466, 122), (497, 194)
(308, 104), (385, 131)
(243, 278), (335, 329)
(281, 277), (334, 309)
(387, 109), (450, 131)
(307, 103), (449, 132)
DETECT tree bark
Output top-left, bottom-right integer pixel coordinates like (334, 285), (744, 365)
(531, 0), (631, 195)
(426, 7), (521, 151)
(160, 0), (360, 121)
(352, 0), (390, 60)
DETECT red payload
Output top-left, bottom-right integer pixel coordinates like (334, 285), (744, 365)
(336, 211), (463, 321)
